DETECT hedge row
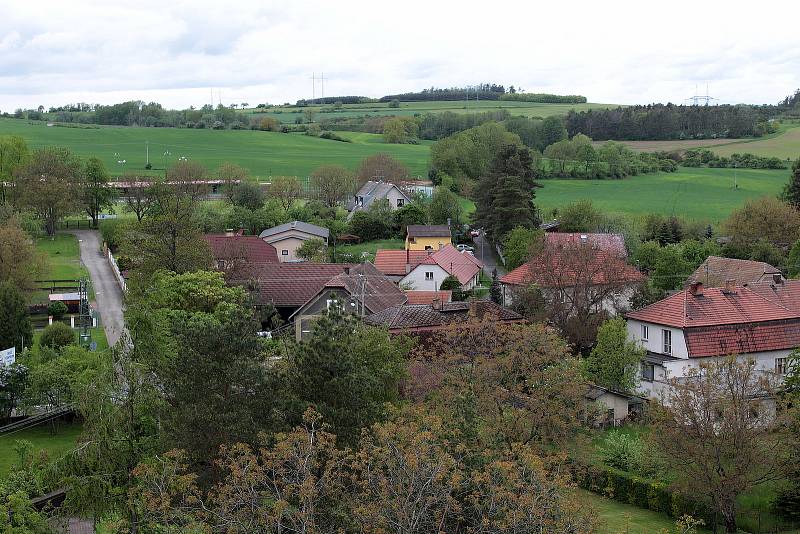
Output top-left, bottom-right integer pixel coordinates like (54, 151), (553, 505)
(569, 461), (716, 527)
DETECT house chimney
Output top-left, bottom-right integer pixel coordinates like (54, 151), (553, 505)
(224, 228), (235, 237)
(432, 297), (442, 311)
(688, 280), (704, 296)
(723, 279), (736, 294)
(580, 234), (588, 244)
(447, 218), (451, 228)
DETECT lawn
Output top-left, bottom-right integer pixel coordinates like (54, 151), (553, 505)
(535, 166), (789, 224)
(712, 125), (800, 160)
(0, 118), (431, 178)
(0, 420), (82, 477)
(574, 488), (692, 533)
(335, 238), (404, 261)
(35, 233), (87, 280)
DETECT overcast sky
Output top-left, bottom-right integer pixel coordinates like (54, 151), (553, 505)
(1, 0), (799, 111)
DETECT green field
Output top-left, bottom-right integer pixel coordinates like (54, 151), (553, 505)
(535, 167), (789, 224)
(36, 233), (87, 280)
(574, 488), (694, 533)
(0, 118), (431, 178)
(0, 421), (82, 477)
(711, 125), (800, 159)
(245, 99), (618, 124)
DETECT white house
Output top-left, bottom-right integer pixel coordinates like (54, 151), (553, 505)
(374, 245), (482, 291)
(349, 181), (412, 212)
(259, 221), (329, 263)
(626, 279), (800, 399)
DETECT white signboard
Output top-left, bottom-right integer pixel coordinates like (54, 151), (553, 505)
(0, 347), (15, 366)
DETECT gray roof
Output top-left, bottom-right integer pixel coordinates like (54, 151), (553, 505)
(259, 221), (329, 240)
(352, 181), (411, 209)
(407, 225), (451, 238)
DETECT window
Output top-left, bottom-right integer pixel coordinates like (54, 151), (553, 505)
(641, 362), (655, 381)
(662, 329), (672, 355)
(776, 357), (788, 375)
(326, 299), (341, 310)
(396, 198), (404, 207)
(281, 250), (289, 256)
(424, 245), (432, 251)
(425, 271), (434, 281)
(641, 324), (649, 341)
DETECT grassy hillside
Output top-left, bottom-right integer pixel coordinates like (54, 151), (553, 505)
(535, 167), (788, 223)
(244, 100), (619, 124)
(0, 118), (431, 178)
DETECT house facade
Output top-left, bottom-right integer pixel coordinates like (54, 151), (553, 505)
(405, 224), (452, 251)
(259, 221), (329, 263)
(350, 181), (412, 212)
(626, 280), (800, 399)
(374, 245), (483, 291)
(289, 263), (407, 340)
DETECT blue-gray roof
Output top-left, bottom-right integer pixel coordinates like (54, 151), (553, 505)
(259, 221), (329, 240)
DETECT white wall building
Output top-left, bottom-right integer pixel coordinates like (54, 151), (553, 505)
(626, 280), (800, 399)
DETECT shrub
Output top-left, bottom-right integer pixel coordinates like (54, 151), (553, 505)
(47, 301), (68, 319)
(39, 322), (75, 350)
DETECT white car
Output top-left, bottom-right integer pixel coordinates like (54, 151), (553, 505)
(456, 244), (475, 253)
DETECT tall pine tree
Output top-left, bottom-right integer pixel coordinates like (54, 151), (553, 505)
(474, 144), (540, 240)
(782, 158), (800, 210)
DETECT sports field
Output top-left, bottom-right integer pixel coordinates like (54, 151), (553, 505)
(535, 167), (788, 223)
(0, 118), (431, 178)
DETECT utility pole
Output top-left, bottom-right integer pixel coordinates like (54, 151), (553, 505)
(311, 72), (316, 104)
(319, 72), (326, 102)
(145, 141), (149, 167)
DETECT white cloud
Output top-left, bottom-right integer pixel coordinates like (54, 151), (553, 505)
(0, 0), (798, 110)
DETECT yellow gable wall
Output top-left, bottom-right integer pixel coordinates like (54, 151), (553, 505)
(405, 235), (452, 251)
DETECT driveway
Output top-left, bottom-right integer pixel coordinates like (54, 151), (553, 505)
(473, 232), (505, 277)
(69, 230), (124, 348)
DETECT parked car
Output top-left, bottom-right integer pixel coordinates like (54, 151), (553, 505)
(457, 244), (475, 253)
(470, 229), (481, 238)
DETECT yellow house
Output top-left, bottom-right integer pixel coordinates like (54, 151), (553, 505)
(405, 224), (452, 251)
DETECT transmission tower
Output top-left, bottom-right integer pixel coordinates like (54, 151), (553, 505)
(78, 278), (93, 348)
(685, 83), (718, 106)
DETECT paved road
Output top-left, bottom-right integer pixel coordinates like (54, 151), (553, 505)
(474, 232), (505, 277)
(69, 230), (124, 347)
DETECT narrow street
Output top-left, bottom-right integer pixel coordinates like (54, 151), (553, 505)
(473, 232), (505, 277)
(69, 230), (125, 348)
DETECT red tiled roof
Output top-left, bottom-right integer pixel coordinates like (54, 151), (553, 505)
(545, 233), (626, 257)
(203, 235), (279, 264)
(405, 290), (452, 305)
(364, 301), (523, 332)
(246, 263), (353, 307)
(626, 285), (799, 329)
(688, 256), (781, 287)
(374, 250), (429, 276)
(746, 280), (800, 311)
(501, 250), (643, 287)
(374, 245), (483, 285)
(684, 320), (800, 357)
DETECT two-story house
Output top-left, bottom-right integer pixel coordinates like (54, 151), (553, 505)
(626, 279), (800, 398)
(374, 245), (482, 291)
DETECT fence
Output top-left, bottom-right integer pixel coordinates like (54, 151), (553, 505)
(107, 250), (127, 292)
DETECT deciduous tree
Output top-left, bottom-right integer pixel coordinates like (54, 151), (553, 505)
(652, 357), (795, 533)
(310, 164), (354, 207)
(355, 153), (409, 187)
(268, 175), (302, 212)
(15, 147), (80, 235)
(583, 317), (645, 392)
(0, 220), (45, 289)
(80, 157), (116, 228)
(0, 282), (33, 352)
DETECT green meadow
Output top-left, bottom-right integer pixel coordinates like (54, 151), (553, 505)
(0, 118), (431, 178)
(244, 99), (618, 124)
(535, 167), (789, 224)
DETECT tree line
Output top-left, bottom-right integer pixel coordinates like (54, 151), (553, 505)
(565, 103), (777, 140)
